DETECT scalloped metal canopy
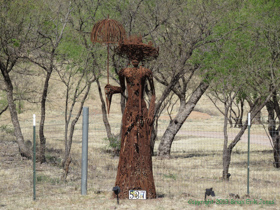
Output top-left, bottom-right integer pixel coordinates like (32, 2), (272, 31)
(91, 16), (126, 45)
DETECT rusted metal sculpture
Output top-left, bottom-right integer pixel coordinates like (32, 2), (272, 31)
(105, 35), (159, 199)
(91, 15), (126, 114)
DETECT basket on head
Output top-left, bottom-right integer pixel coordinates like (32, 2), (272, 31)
(115, 35), (159, 62)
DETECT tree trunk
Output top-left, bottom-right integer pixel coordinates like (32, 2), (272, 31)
(222, 148), (232, 180)
(252, 110), (261, 124)
(62, 80), (93, 171)
(157, 81), (209, 157)
(273, 137), (280, 168)
(237, 99), (244, 127)
(0, 67), (31, 158)
(222, 94), (274, 179)
(222, 105), (231, 180)
(248, 100), (262, 124)
(150, 116), (159, 156)
(62, 155), (72, 180)
(96, 78), (114, 139)
(266, 101), (280, 168)
(63, 119), (76, 167)
(233, 99), (244, 127)
(39, 70), (52, 163)
(272, 92), (280, 168)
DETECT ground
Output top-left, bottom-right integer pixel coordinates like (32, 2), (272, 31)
(0, 110), (279, 209)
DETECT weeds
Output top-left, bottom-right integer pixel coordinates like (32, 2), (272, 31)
(37, 175), (61, 185)
(45, 153), (62, 166)
(163, 173), (177, 180)
(103, 135), (120, 156)
(0, 125), (14, 136)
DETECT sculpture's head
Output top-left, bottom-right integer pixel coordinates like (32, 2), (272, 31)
(132, 59), (139, 67)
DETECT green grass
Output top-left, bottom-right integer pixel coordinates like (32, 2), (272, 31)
(36, 175), (61, 185)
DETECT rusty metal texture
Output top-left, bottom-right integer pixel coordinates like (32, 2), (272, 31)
(91, 16), (126, 45)
(91, 15), (126, 114)
(115, 35), (159, 61)
(106, 35), (158, 199)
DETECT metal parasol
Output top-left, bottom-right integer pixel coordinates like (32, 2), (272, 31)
(91, 15), (126, 114)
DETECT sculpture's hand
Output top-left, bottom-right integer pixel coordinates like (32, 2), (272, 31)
(104, 83), (122, 115)
(146, 117), (154, 126)
(105, 84), (113, 94)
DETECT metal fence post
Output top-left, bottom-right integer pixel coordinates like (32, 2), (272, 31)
(33, 114), (36, 200)
(247, 112), (250, 195)
(81, 107), (89, 195)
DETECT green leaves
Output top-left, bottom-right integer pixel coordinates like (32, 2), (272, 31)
(57, 35), (84, 61)
(11, 39), (20, 47)
(207, 0), (280, 106)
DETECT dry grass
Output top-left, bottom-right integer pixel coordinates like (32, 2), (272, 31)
(0, 73), (279, 209)
(0, 112), (279, 209)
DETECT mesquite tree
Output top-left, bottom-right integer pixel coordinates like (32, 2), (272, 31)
(0, 0), (39, 158)
(71, 0), (117, 141)
(56, 55), (96, 178)
(258, 2), (280, 168)
(208, 0), (280, 179)
(149, 0), (239, 157)
(26, 1), (72, 163)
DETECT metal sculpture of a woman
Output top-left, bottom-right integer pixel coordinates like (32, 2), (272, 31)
(105, 35), (158, 199)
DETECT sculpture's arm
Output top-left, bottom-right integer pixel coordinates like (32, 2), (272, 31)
(147, 70), (155, 126)
(105, 69), (125, 95)
(119, 69), (125, 95)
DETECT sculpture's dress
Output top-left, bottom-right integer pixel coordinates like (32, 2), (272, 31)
(111, 65), (156, 199)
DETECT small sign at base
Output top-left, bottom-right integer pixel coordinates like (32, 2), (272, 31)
(129, 190), (146, 199)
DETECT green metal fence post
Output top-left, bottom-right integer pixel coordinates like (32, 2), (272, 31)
(33, 114), (36, 200)
(247, 112), (250, 195)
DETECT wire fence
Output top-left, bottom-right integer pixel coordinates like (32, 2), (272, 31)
(0, 112), (279, 204)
